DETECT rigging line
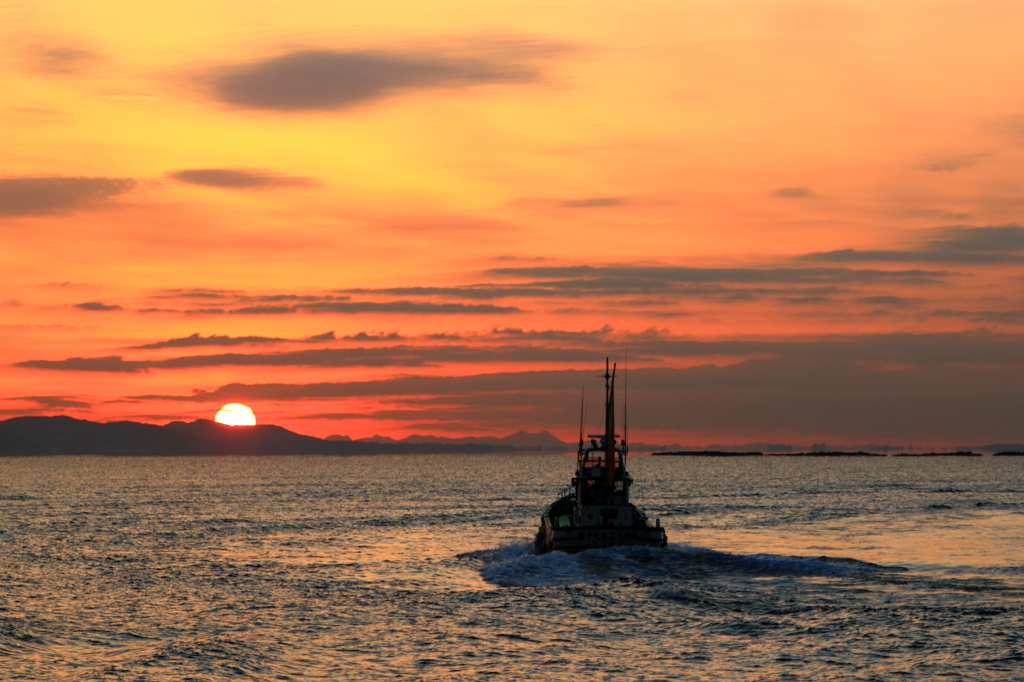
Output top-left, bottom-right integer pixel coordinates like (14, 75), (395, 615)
(624, 350), (629, 448)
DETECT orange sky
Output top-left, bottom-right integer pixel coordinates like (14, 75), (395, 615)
(3, 0), (1024, 449)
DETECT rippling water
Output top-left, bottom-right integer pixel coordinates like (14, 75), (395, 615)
(1, 454), (1021, 680)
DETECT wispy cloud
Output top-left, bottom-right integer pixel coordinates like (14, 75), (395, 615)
(485, 264), (947, 286)
(130, 331), (336, 349)
(772, 187), (816, 198)
(803, 225), (1024, 264)
(74, 301), (123, 312)
(343, 332), (404, 341)
(920, 153), (986, 172)
(17, 344), (606, 373)
(25, 331), (1024, 374)
(167, 168), (318, 189)
(9, 395), (91, 409)
(0, 177), (137, 216)
(27, 44), (99, 74)
(17, 356), (142, 373)
(134, 290), (521, 315)
(561, 197), (627, 208)
(228, 301), (522, 315)
(200, 39), (567, 112)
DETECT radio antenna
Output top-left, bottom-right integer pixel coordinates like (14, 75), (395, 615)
(578, 386), (585, 448)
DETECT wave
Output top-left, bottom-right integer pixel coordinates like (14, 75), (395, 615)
(461, 542), (901, 587)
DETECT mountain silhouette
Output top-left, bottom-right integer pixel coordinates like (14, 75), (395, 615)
(0, 416), (572, 456)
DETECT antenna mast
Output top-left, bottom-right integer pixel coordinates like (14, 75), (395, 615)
(604, 358), (617, 491)
(578, 386), (585, 449)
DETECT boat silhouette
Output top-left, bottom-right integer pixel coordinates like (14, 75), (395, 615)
(534, 358), (667, 554)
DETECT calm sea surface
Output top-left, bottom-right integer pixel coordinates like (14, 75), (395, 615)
(1, 454), (1022, 680)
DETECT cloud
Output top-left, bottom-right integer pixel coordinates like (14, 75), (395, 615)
(17, 344), (605, 373)
(858, 296), (916, 307)
(133, 289), (519, 315)
(779, 296), (830, 305)
(970, 310), (1024, 324)
(488, 325), (614, 341)
(926, 225), (1024, 253)
(343, 332), (404, 341)
(338, 285), (559, 300)
(561, 197), (627, 208)
(132, 332), (289, 349)
(167, 168), (317, 189)
(10, 395), (90, 408)
(202, 44), (555, 111)
(921, 153), (986, 172)
(153, 288), (241, 299)
(803, 225), (1024, 264)
(493, 255), (553, 262)
(486, 264), (946, 286)
(27, 330), (1022, 379)
(226, 305), (299, 315)
(16, 356), (146, 373)
(300, 413), (375, 421)
(74, 301), (123, 311)
(232, 301), (522, 314)
(772, 187), (815, 198)
(340, 281), (854, 304)
(28, 45), (99, 74)
(131, 331), (340, 349)
(0, 177), (137, 216)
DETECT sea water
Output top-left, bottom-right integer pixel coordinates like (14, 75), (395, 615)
(0, 454), (1021, 680)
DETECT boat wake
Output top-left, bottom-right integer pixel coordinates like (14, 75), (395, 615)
(460, 542), (903, 587)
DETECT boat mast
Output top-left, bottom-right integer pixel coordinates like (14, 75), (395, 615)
(604, 358), (617, 491)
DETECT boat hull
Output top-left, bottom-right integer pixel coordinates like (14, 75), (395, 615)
(536, 521), (667, 554)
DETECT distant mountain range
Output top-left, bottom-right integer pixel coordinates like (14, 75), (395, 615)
(0, 416), (574, 456)
(4, 417), (1018, 457)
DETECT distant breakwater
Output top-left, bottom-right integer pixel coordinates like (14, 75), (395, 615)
(651, 450), (1023, 457)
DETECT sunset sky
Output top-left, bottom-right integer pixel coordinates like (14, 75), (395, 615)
(3, 0), (1024, 449)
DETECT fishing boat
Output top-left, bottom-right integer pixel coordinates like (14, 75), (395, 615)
(534, 358), (668, 554)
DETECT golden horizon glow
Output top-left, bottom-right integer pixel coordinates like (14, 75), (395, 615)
(215, 403), (256, 427)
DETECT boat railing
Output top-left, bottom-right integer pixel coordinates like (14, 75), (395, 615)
(576, 450), (625, 473)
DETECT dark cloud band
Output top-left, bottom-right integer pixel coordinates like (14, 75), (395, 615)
(803, 226), (1024, 264)
(203, 47), (547, 112)
(167, 168), (317, 189)
(20, 331), (1024, 373)
(0, 176), (136, 216)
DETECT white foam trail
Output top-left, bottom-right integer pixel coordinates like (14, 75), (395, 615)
(467, 541), (883, 587)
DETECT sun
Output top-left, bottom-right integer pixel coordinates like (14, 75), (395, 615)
(214, 403), (256, 426)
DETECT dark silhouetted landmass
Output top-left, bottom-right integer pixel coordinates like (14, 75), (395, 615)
(980, 443), (1024, 453)
(651, 451), (764, 457)
(775, 451), (887, 457)
(891, 452), (981, 457)
(0, 416), (573, 456)
(0, 416), (209, 456)
(652, 450), (980, 457)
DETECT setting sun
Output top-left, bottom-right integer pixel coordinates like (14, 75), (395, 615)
(214, 403), (256, 426)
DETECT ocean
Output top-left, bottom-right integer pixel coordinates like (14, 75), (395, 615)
(1, 454), (1021, 680)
